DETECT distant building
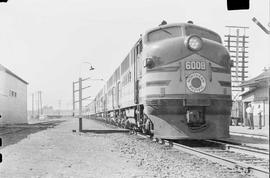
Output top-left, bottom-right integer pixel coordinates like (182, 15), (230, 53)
(42, 105), (54, 115)
(0, 64), (28, 124)
(240, 68), (270, 128)
(41, 105), (73, 117)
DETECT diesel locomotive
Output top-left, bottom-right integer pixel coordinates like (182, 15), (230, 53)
(89, 21), (232, 139)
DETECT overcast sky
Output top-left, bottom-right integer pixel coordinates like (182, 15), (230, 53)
(0, 0), (269, 110)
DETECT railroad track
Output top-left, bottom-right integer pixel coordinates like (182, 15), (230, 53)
(207, 139), (269, 158)
(0, 127), (29, 136)
(0, 120), (61, 136)
(135, 133), (269, 178)
(91, 118), (269, 177)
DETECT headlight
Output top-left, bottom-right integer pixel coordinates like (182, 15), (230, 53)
(186, 35), (203, 51)
(144, 57), (155, 69)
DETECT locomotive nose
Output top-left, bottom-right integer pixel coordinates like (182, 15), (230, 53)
(185, 35), (203, 51)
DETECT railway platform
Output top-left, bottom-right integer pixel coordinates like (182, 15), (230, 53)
(230, 125), (269, 138)
(75, 117), (129, 134)
(226, 126), (269, 151)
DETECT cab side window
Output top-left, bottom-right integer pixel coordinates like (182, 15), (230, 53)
(136, 40), (143, 56)
(135, 40), (143, 78)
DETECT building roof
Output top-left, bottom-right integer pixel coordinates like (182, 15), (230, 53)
(239, 87), (256, 96)
(240, 68), (270, 87)
(0, 64), (28, 85)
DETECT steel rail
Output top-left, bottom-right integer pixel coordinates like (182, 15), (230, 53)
(0, 128), (29, 136)
(170, 141), (269, 178)
(206, 139), (269, 159)
(136, 133), (269, 177)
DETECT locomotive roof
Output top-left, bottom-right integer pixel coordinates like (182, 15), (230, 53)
(143, 23), (220, 37)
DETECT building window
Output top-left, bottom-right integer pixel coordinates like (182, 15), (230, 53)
(9, 90), (17, 98)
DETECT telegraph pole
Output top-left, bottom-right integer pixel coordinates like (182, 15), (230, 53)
(40, 91), (43, 114)
(32, 93), (34, 118)
(225, 26), (249, 96)
(78, 77), (82, 131)
(39, 91), (43, 115)
(73, 77), (97, 132)
(225, 26), (249, 125)
(72, 62), (103, 132)
(72, 82), (75, 116)
(58, 100), (62, 116)
(36, 91), (40, 118)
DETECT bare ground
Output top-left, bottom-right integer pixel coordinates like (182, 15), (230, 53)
(0, 118), (255, 178)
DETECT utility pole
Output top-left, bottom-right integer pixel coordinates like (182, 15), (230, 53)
(32, 93), (34, 118)
(58, 100), (62, 116)
(72, 77), (92, 132)
(38, 91), (43, 115)
(40, 91), (43, 115)
(225, 26), (249, 96)
(78, 78), (82, 131)
(73, 62), (102, 132)
(36, 91), (40, 118)
(225, 26), (249, 126)
(72, 82), (75, 116)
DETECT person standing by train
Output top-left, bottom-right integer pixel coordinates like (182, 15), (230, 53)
(257, 105), (263, 129)
(246, 103), (254, 130)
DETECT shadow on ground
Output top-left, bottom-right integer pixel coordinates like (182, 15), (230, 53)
(80, 129), (129, 134)
(0, 120), (65, 148)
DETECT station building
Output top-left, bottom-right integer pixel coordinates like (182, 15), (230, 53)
(240, 68), (270, 129)
(0, 64), (28, 124)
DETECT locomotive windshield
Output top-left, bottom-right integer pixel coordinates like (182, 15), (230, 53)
(147, 26), (182, 42)
(185, 26), (222, 43)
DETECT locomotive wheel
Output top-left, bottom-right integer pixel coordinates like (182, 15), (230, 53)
(142, 114), (154, 135)
(142, 126), (147, 134)
(145, 119), (153, 135)
(120, 117), (126, 128)
(124, 118), (130, 129)
(141, 114), (147, 134)
(149, 120), (154, 136)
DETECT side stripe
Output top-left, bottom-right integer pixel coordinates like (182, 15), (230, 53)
(146, 66), (179, 73)
(146, 80), (171, 87)
(145, 93), (231, 100)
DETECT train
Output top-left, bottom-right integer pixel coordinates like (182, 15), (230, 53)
(88, 21), (232, 139)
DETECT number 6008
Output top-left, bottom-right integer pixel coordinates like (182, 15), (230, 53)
(185, 61), (206, 70)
